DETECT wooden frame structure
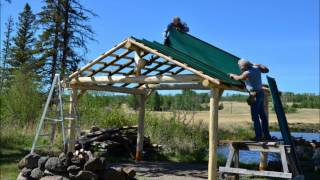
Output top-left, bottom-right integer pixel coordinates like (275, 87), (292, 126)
(63, 37), (245, 180)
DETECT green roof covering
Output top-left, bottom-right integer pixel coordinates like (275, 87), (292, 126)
(133, 29), (243, 86)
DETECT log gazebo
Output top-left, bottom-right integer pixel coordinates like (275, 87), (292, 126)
(64, 28), (245, 180)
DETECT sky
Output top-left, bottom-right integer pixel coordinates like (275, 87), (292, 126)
(1, 0), (319, 94)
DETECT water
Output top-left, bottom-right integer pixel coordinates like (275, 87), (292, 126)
(218, 131), (320, 164)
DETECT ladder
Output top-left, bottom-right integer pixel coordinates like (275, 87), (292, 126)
(30, 74), (80, 154)
(219, 141), (296, 179)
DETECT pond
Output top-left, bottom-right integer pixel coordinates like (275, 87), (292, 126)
(218, 131), (320, 164)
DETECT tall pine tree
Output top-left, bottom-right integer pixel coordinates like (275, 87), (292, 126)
(10, 3), (38, 72)
(0, 16), (14, 91)
(38, 0), (96, 83)
(37, 0), (63, 83)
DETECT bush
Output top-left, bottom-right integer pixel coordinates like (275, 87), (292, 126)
(1, 70), (43, 126)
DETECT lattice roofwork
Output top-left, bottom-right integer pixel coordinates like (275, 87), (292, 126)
(66, 29), (245, 94)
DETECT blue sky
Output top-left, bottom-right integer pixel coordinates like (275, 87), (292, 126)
(1, 0), (319, 94)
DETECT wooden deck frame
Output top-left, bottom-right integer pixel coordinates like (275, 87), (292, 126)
(64, 37), (246, 180)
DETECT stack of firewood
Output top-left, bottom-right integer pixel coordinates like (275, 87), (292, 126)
(76, 126), (161, 160)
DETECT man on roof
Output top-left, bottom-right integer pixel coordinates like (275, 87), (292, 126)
(229, 59), (272, 141)
(163, 16), (189, 45)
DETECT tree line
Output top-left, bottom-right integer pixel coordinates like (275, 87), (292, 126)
(0, 0), (95, 126)
(0, 0), (95, 91)
(80, 90), (320, 112)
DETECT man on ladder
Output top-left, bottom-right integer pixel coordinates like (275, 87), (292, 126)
(229, 59), (272, 141)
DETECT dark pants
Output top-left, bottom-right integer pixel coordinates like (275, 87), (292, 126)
(250, 91), (271, 139)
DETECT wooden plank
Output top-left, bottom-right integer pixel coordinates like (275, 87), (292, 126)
(142, 83), (209, 90)
(219, 167), (292, 179)
(280, 146), (289, 173)
(69, 40), (127, 79)
(71, 74), (203, 85)
(208, 88), (223, 180)
(226, 144), (235, 167)
(135, 95), (146, 160)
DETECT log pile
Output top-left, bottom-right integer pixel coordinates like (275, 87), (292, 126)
(76, 126), (161, 160)
(17, 151), (136, 180)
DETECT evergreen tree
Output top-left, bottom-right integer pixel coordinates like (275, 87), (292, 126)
(10, 3), (38, 72)
(149, 91), (161, 111)
(59, 0), (96, 79)
(0, 16), (14, 91)
(37, 0), (62, 83)
(38, 0), (95, 83)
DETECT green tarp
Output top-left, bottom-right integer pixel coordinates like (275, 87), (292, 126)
(133, 28), (243, 86)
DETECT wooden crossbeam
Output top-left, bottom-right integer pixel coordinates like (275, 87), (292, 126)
(219, 167), (292, 179)
(69, 40), (127, 79)
(71, 74), (203, 85)
(134, 64), (177, 88)
(87, 50), (133, 77)
(142, 83), (209, 90)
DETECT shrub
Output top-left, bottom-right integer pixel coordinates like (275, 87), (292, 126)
(1, 70), (43, 126)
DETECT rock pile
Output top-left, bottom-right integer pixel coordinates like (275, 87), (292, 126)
(17, 151), (136, 180)
(76, 126), (161, 160)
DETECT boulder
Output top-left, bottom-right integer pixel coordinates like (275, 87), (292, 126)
(21, 168), (32, 177)
(67, 165), (81, 172)
(38, 156), (49, 170)
(83, 157), (103, 172)
(58, 152), (73, 168)
(67, 165), (81, 177)
(30, 167), (45, 179)
(45, 157), (67, 174)
(18, 153), (40, 169)
(69, 170), (97, 180)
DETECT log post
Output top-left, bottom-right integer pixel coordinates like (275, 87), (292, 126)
(68, 88), (78, 152)
(208, 88), (223, 180)
(260, 87), (270, 170)
(135, 94), (146, 161)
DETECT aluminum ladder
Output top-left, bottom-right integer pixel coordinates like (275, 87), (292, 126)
(30, 74), (80, 154)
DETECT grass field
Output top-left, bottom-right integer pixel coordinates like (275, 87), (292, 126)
(0, 101), (319, 179)
(152, 101), (320, 130)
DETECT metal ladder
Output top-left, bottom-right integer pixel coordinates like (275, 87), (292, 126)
(30, 74), (80, 154)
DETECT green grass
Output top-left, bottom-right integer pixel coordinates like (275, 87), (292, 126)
(1, 106), (318, 179)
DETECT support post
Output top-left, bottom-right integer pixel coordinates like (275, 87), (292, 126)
(260, 88), (270, 170)
(208, 88), (223, 180)
(135, 94), (146, 161)
(68, 88), (78, 152)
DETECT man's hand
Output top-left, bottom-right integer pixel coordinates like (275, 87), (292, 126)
(228, 73), (236, 79)
(228, 72), (249, 81)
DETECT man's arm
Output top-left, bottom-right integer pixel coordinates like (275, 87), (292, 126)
(163, 23), (172, 38)
(255, 64), (269, 73)
(229, 71), (249, 80)
(182, 22), (189, 32)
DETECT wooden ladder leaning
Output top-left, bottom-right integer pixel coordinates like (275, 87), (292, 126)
(219, 141), (302, 180)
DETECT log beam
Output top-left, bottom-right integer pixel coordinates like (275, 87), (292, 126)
(71, 74), (203, 85)
(135, 94), (146, 160)
(142, 83), (209, 90)
(208, 88), (223, 180)
(68, 88), (78, 152)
